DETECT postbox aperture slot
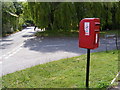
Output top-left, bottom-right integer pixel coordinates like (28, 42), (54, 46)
(95, 22), (100, 26)
(95, 30), (99, 32)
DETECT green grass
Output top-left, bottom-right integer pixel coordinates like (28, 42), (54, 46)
(100, 30), (119, 38)
(35, 30), (79, 37)
(2, 50), (118, 88)
(2, 29), (21, 37)
(35, 29), (119, 38)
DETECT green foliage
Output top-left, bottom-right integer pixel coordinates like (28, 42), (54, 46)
(2, 2), (24, 36)
(22, 2), (32, 21)
(115, 2), (120, 29)
(35, 29), (78, 37)
(2, 50), (118, 88)
(2, 2), (119, 36)
(13, 2), (23, 16)
(53, 3), (78, 31)
(97, 81), (109, 88)
(27, 2), (120, 31)
(28, 2), (51, 29)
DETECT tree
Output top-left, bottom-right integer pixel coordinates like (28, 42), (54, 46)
(28, 2), (78, 31)
(115, 2), (120, 29)
(28, 2), (51, 29)
(2, 2), (23, 36)
(13, 2), (23, 16)
(27, 2), (119, 31)
(112, 2), (120, 29)
(52, 2), (78, 31)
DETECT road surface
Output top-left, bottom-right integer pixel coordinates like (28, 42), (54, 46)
(0, 27), (119, 76)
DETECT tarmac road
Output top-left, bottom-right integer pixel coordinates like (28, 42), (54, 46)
(0, 27), (119, 76)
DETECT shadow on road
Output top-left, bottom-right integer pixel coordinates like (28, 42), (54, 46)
(23, 37), (87, 54)
(1, 43), (13, 49)
(23, 36), (119, 55)
(1, 39), (13, 42)
(1, 39), (13, 49)
(22, 35), (33, 37)
(29, 32), (35, 34)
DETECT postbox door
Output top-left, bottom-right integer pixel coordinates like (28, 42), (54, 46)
(79, 20), (95, 49)
(79, 18), (100, 49)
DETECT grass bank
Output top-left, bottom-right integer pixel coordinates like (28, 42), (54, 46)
(35, 30), (78, 37)
(35, 29), (119, 38)
(2, 50), (118, 88)
(100, 30), (119, 38)
(2, 29), (21, 37)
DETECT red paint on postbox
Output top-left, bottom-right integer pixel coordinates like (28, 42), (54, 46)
(79, 18), (100, 49)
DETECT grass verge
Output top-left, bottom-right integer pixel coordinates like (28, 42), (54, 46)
(35, 30), (79, 37)
(35, 29), (119, 38)
(100, 30), (119, 38)
(2, 29), (21, 37)
(2, 50), (118, 88)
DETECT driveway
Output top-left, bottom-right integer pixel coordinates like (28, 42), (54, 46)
(0, 27), (119, 76)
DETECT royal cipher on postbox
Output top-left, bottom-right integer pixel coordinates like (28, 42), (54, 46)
(79, 18), (100, 49)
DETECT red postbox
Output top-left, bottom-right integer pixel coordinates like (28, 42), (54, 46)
(79, 18), (100, 49)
